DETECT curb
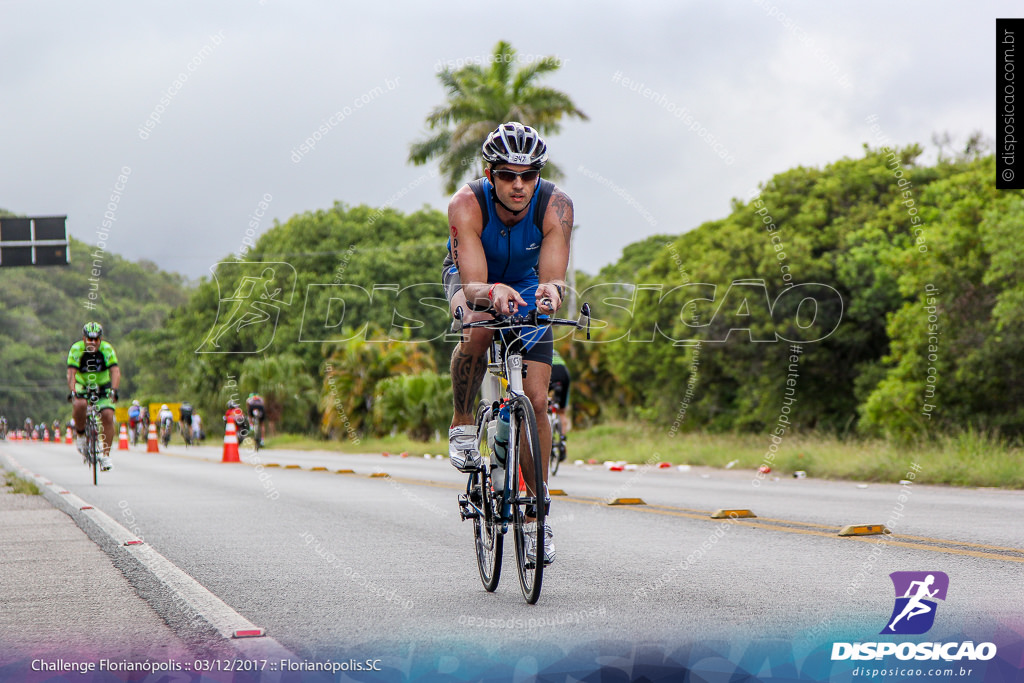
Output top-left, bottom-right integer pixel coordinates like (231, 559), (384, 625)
(0, 453), (296, 661)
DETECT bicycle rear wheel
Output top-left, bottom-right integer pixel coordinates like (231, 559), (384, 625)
(511, 394), (544, 604)
(472, 402), (502, 591)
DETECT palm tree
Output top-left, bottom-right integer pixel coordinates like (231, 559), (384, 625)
(409, 40), (588, 194)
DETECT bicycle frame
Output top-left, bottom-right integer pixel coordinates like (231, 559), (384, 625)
(485, 336), (529, 533)
(455, 303), (591, 603)
(84, 403), (102, 486)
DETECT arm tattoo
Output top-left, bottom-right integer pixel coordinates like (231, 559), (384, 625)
(451, 345), (488, 416)
(549, 191), (574, 241)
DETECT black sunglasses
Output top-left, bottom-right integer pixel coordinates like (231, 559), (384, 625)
(491, 168), (541, 183)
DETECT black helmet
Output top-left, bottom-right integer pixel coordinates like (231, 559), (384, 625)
(482, 122), (548, 169)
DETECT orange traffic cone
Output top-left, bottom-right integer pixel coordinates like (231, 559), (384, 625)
(65, 427), (73, 444)
(222, 421), (240, 463)
(118, 424), (129, 450)
(147, 423), (160, 452)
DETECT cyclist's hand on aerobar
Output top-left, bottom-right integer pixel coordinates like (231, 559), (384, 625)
(535, 283), (563, 314)
(488, 283), (527, 317)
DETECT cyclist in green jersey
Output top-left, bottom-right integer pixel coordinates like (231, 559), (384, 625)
(67, 322), (120, 471)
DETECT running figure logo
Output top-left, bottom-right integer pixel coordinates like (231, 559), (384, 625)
(881, 571), (949, 635)
(197, 262), (296, 353)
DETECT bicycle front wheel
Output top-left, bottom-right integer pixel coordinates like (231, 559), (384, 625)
(472, 402), (502, 591)
(510, 395), (544, 604)
(85, 417), (99, 486)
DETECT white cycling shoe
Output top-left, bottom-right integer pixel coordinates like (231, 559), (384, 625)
(448, 425), (481, 472)
(523, 522), (555, 566)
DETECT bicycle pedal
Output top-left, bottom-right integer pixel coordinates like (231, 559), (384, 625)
(457, 494), (479, 521)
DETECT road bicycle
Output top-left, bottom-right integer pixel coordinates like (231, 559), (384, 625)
(249, 408), (263, 452)
(160, 417), (173, 447)
(180, 421), (193, 447)
(82, 402), (103, 486)
(547, 398), (567, 476)
(456, 302), (590, 604)
(130, 419), (144, 447)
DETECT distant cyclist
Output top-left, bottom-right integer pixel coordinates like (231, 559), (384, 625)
(67, 322), (120, 471)
(128, 400), (144, 442)
(548, 349), (571, 471)
(246, 392), (266, 446)
(0, 416), (7, 440)
(191, 411), (203, 442)
(178, 401), (194, 443)
(157, 404), (174, 443)
(549, 349), (571, 428)
(224, 400), (247, 438)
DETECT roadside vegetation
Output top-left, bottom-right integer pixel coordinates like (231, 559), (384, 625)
(4, 471), (41, 495)
(266, 423), (1024, 490)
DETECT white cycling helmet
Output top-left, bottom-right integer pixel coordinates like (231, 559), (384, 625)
(481, 122), (548, 169)
(161, 404), (169, 410)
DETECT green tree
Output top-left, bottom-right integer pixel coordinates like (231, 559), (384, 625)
(860, 155), (1024, 439)
(320, 328), (436, 438)
(168, 202), (453, 437)
(238, 353), (318, 435)
(0, 235), (188, 424)
(408, 40), (588, 193)
(592, 145), (983, 435)
(373, 371), (452, 441)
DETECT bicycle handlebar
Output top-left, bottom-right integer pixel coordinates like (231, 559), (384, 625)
(452, 302), (591, 340)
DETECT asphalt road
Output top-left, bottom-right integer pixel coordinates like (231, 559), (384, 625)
(4, 439), (1023, 678)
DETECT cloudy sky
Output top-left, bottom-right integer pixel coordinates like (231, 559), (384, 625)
(0, 1), (1011, 282)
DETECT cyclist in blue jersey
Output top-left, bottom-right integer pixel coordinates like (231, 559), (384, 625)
(443, 122), (573, 565)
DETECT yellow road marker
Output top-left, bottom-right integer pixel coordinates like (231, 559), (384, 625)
(838, 524), (890, 536)
(711, 509), (757, 519)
